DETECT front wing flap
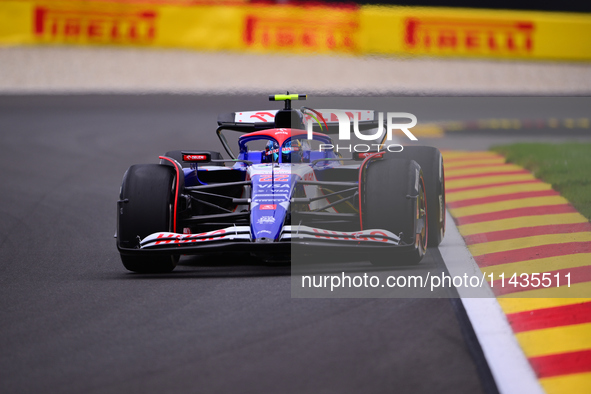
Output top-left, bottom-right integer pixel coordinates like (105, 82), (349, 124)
(136, 225), (401, 251)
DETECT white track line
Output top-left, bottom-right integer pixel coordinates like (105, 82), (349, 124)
(439, 211), (544, 394)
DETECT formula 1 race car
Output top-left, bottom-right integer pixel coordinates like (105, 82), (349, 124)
(116, 94), (445, 273)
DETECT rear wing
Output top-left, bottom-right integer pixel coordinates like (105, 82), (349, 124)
(217, 110), (276, 132)
(217, 109), (383, 134)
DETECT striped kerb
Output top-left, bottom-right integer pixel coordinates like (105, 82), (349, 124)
(443, 151), (591, 394)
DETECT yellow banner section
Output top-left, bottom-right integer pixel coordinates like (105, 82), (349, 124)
(1, 1), (590, 61)
(360, 6), (591, 61)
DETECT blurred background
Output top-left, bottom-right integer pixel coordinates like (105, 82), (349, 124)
(1, 2), (590, 394)
(1, 0), (590, 94)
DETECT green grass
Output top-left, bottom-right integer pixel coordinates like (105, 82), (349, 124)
(491, 143), (591, 221)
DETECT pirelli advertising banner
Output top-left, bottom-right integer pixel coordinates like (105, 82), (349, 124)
(1, 0), (591, 61)
(359, 6), (591, 61)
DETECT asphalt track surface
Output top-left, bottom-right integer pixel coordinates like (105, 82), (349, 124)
(1, 95), (589, 394)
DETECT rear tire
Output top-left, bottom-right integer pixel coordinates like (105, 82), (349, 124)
(390, 146), (445, 246)
(164, 150), (224, 168)
(362, 158), (427, 266)
(118, 164), (179, 273)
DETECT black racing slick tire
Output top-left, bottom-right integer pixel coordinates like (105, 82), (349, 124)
(164, 150), (224, 168)
(117, 164), (179, 273)
(392, 146), (445, 246)
(362, 158), (427, 266)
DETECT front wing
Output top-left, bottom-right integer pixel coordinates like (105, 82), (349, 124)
(117, 226), (417, 257)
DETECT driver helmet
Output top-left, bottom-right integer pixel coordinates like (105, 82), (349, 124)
(264, 140), (280, 162)
(264, 139), (305, 163)
(282, 140), (302, 163)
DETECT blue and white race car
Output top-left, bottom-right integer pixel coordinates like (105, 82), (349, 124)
(116, 94), (445, 273)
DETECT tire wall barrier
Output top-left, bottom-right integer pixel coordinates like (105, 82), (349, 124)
(1, 0), (591, 61)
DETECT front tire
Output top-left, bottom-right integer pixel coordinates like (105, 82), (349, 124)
(391, 146), (445, 246)
(117, 164), (179, 273)
(362, 158), (427, 266)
